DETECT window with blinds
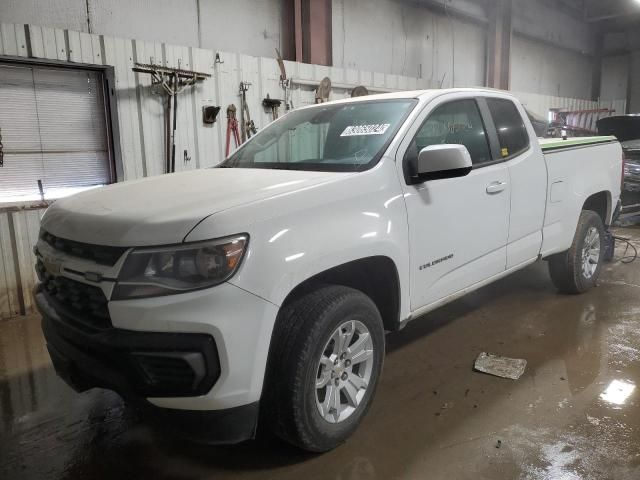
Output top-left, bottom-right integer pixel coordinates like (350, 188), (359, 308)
(0, 63), (112, 204)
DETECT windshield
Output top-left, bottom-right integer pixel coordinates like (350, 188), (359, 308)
(221, 99), (416, 172)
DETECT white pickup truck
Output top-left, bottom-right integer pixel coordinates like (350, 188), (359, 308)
(35, 88), (623, 452)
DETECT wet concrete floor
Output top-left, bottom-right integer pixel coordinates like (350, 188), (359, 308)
(1, 225), (640, 480)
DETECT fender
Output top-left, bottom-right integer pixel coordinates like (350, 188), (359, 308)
(184, 158), (412, 321)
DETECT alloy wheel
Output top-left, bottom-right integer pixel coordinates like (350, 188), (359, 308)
(314, 320), (374, 424)
(581, 226), (600, 279)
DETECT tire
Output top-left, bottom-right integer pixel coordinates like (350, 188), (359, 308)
(265, 285), (385, 452)
(548, 210), (605, 294)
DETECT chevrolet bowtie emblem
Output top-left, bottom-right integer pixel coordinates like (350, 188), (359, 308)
(84, 272), (103, 282)
(42, 257), (61, 275)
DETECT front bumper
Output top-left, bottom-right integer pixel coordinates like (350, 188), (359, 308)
(37, 279), (280, 443)
(38, 290), (259, 444)
(38, 290), (221, 398)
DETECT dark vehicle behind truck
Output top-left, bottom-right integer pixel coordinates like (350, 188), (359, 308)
(597, 115), (640, 216)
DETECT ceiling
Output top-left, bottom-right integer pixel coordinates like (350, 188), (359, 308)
(489, 0), (640, 32)
(414, 0), (640, 44)
(566, 0), (640, 32)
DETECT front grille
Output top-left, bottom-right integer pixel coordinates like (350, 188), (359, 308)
(41, 230), (127, 266)
(36, 258), (111, 329)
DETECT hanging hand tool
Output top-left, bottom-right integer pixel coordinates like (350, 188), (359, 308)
(239, 81), (257, 142)
(202, 105), (221, 124)
(132, 61), (210, 173)
(351, 85), (369, 98)
(262, 94), (282, 121)
(315, 77), (332, 104)
(170, 72), (178, 173)
(225, 104), (241, 157)
(275, 48), (293, 111)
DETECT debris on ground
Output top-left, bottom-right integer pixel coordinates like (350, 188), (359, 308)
(474, 352), (527, 380)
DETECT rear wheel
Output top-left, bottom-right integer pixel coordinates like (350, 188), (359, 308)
(548, 210), (605, 294)
(265, 285), (384, 452)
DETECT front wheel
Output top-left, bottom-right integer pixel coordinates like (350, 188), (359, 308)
(548, 210), (605, 294)
(265, 285), (385, 452)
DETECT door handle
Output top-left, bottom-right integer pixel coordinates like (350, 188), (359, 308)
(486, 181), (507, 194)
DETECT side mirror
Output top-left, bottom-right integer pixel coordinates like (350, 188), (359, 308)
(416, 144), (473, 181)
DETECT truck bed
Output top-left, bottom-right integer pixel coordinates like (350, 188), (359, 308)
(539, 135), (622, 257)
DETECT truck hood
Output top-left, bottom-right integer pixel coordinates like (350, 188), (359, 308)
(41, 168), (345, 246)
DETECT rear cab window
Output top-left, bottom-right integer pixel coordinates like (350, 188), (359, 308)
(486, 98), (530, 159)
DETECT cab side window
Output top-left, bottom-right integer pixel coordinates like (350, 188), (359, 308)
(404, 99), (493, 173)
(486, 98), (530, 159)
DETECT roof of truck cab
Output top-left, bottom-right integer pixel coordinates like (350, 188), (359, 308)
(299, 88), (517, 108)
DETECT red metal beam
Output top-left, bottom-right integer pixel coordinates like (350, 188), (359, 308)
(294, 0), (303, 63)
(308, 0), (332, 66)
(282, 0), (332, 65)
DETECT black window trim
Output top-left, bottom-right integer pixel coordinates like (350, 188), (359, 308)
(482, 96), (532, 163)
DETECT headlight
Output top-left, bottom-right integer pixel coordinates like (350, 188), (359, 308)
(112, 234), (248, 300)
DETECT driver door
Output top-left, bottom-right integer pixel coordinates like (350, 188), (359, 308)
(398, 97), (511, 311)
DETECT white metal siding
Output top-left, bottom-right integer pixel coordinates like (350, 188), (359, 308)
(0, 209), (42, 318)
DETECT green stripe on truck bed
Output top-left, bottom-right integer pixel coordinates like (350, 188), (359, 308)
(540, 136), (617, 152)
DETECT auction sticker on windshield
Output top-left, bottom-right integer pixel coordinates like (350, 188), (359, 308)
(341, 123), (391, 137)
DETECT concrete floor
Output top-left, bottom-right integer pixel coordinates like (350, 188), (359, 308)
(1, 226), (640, 480)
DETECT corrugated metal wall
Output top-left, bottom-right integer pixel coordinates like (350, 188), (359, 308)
(0, 22), (628, 320)
(0, 209), (42, 319)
